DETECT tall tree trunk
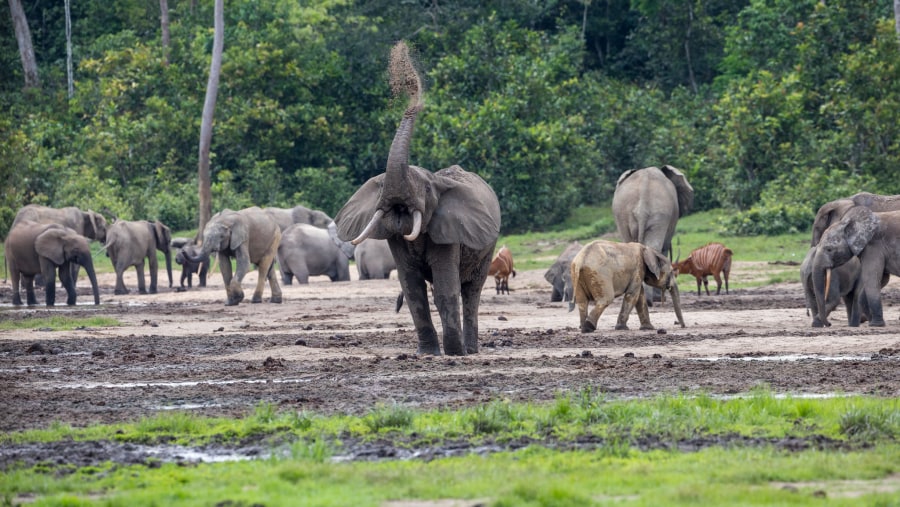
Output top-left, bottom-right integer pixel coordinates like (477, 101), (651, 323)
(65, 0), (73, 98)
(197, 0), (224, 239)
(895, 0), (900, 39)
(8, 0), (40, 88)
(159, 0), (170, 65)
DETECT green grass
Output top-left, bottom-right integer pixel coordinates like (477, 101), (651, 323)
(0, 315), (121, 331)
(2, 391), (900, 506)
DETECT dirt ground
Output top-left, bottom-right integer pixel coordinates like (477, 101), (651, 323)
(2, 261), (900, 467)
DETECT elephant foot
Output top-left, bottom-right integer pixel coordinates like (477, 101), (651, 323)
(639, 324), (655, 331)
(148, 288), (158, 294)
(139, 289), (148, 295)
(417, 345), (442, 356)
(270, 296), (283, 304)
(811, 319), (825, 328)
(114, 288), (128, 295)
(869, 319), (886, 327)
(614, 323), (629, 331)
(226, 292), (244, 306)
(581, 321), (596, 333)
(250, 296), (263, 304)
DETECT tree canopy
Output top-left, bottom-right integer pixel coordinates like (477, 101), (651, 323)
(2, 0), (899, 236)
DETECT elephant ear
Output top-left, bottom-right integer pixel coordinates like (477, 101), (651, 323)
(428, 166), (501, 250)
(841, 206), (879, 256)
(152, 221), (171, 251)
(229, 216), (249, 251)
(641, 245), (665, 281)
(811, 199), (852, 246)
(335, 175), (390, 242)
(35, 229), (67, 265)
(660, 165), (694, 218)
(84, 210), (106, 241)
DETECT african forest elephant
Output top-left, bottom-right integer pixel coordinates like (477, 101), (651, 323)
(544, 241), (582, 302)
(5, 221), (100, 306)
(105, 220), (174, 295)
(799, 246), (882, 328)
(570, 240), (685, 333)
(811, 207), (900, 327)
(810, 192), (900, 246)
(612, 166), (693, 303)
(354, 239), (396, 280)
(278, 223), (350, 284)
(171, 237), (209, 288)
(263, 205), (355, 263)
(182, 207), (282, 306)
(335, 41), (501, 356)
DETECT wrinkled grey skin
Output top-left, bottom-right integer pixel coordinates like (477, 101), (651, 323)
(12, 204), (108, 286)
(569, 240), (685, 333)
(182, 207), (282, 306)
(355, 239), (396, 280)
(543, 241), (582, 302)
(278, 223), (350, 284)
(105, 220), (173, 295)
(812, 207), (900, 327)
(612, 166), (693, 303)
(5, 221), (100, 306)
(800, 246), (867, 327)
(171, 237), (209, 288)
(335, 41), (501, 356)
(263, 206), (355, 264)
(810, 193), (900, 247)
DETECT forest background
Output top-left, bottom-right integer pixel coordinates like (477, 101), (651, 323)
(2, 0), (900, 238)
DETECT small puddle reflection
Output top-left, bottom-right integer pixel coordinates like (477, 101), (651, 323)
(693, 354), (872, 362)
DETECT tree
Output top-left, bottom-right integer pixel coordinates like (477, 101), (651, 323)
(198, 0), (224, 236)
(160, 0), (170, 65)
(8, 0), (39, 88)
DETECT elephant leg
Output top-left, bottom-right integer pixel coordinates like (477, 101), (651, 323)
(265, 260), (283, 304)
(10, 267), (23, 306)
(633, 288), (655, 330)
(136, 262), (148, 294)
(148, 254), (159, 294)
(199, 261), (208, 287)
(40, 258), (57, 306)
(114, 263), (129, 295)
(460, 279), (483, 354)
(405, 273), (441, 355)
(219, 254), (242, 306)
(59, 262), (78, 306)
(587, 297), (612, 332)
(433, 264), (465, 357)
(22, 275), (37, 306)
(615, 287), (638, 330)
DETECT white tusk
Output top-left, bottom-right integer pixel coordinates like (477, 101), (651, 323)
(403, 209), (422, 241)
(351, 209), (384, 245)
(824, 268), (832, 302)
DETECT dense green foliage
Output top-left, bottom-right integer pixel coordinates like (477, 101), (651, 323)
(2, 0), (900, 235)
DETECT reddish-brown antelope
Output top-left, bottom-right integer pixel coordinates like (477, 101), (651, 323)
(673, 242), (733, 296)
(488, 246), (516, 295)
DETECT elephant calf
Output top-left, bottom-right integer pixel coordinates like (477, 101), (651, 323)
(544, 241), (582, 302)
(570, 240), (685, 333)
(278, 223), (350, 284)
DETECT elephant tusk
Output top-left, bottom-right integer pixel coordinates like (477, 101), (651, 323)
(824, 268), (832, 302)
(351, 210), (384, 245)
(403, 209), (422, 241)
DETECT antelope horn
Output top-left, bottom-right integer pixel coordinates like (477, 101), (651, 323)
(403, 209), (422, 241)
(351, 209), (384, 245)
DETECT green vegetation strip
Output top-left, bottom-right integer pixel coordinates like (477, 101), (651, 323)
(2, 390), (899, 505)
(0, 316), (120, 331)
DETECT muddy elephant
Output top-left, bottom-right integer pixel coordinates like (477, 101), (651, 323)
(278, 223), (350, 284)
(811, 207), (900, 327)
(570, 240), (685, 333)
(171, 237), (209, 288)
(182, 207), (282, 306)
(810, 192), (900, 246)
(355, 239), (396, 280)
(612, 165), (693, 303)
(105, 220), (173, 295)
(799, 246), (884, 328)
(263, 205), (355, 263)
(5, 221), (100, 306)
(544, 241), (582, 302)
(335, 41), (501, 356)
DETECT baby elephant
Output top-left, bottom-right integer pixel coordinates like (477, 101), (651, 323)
(171, 237), (209, 289)
(570, 240), (685, 333)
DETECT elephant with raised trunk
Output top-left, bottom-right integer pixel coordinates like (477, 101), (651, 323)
(570, 240), (685, 333)
(182, 207), (282, 306)
(612, 165), (693, 303)
(811, 207), (900, 327)
(810, 192), (900, 247)
(5, 221), (100, 306)
(335, 41), (501, 356)
(105, 220), (174, 295)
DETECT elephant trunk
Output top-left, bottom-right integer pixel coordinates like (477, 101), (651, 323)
(164, 248), (173, 288)
(79, 253), (100, 305)
(669, 282), (685, 328)
(811, 263), (831, 327)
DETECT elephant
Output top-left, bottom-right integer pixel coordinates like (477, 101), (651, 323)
(263, 205), (355, 264)
(811, 206), (900, 327)
(612, 165), (693, 303)
(171, 237), (209, 288)
(810, 192), (900, 247)
(799, 246), (884, 328)
(569, 240), (685, 333)
(278, 223), (350, 284)
(11, 204), (108, 286)
(334, 41), (501, 356)
(5, 221), (100, 306)
(354, 238), (396, 280)
(543, 241), (582, 302)
(181, 207), (282, 306)
(104, 220), (174, 295)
